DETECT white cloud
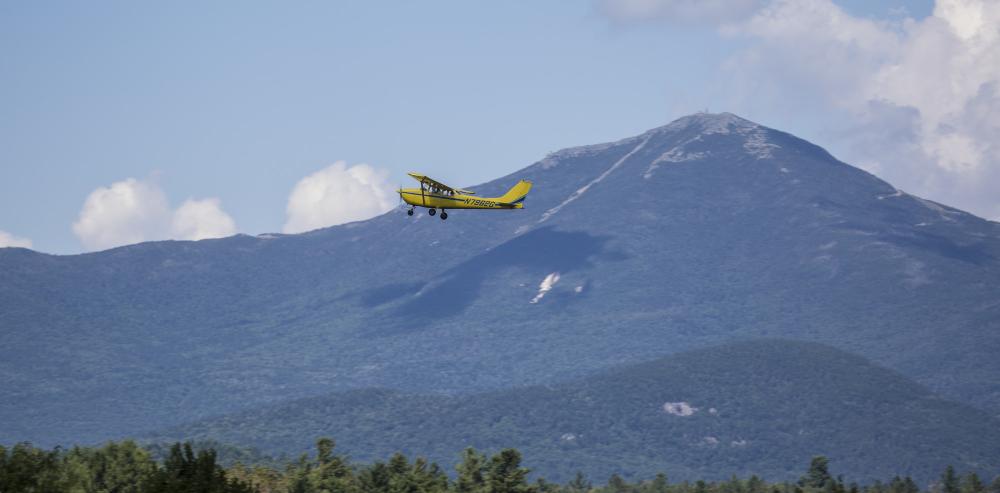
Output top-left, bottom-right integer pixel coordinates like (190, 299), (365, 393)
(72, 178), (237, 251)
(0, 230), (33, 249)
(720, 0), (1000, 220)
(72, 178), (173, 251)
(283, 161), (395, 234)
(171, 198), (237, 241)
(599, 0), (763, 24)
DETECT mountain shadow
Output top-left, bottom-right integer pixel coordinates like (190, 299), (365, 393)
(361, 227), (615, 322)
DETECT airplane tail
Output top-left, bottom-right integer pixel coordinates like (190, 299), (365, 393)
(497, 180), (533, 208)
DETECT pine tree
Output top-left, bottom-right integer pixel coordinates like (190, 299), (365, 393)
(456, 448), (487, 493)
(0, 443), (62, 492)
(73, 440), (156, 493)
(962, 473), (986, 493)
(988, 477), (1000, 493)
(567, 471), (592, 493)
(649, 473), (669, 493)
(359, 462), (392, 493)
(801, 456), (834, 490)
(406, 457), (448, 493)
(287, 453), (315, 493)
(608, 474), (630, 493)
(942, 466), (961, 493)
(485, 449), (532, 493)
(889, 477), (906, 493)
(535, 477), (560, 493)
(389, 453), (410, 477)
(311, 438), (354, 493)
(144, 442), (255, 493)
(720, 474), (744, 493)
(317, 438), (336, 465)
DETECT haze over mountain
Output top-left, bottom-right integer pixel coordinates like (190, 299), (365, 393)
(2, 113), (999, 472)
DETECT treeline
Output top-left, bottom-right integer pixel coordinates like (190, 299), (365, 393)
(1, 440), (998, 493)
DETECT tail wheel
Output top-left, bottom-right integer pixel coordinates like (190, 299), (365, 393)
(428, 209), (436, 216)
(407, 209), (414, 216)
(440, 211), (448, 220)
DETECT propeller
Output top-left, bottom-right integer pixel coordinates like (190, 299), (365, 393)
(398, 184), (415, 217)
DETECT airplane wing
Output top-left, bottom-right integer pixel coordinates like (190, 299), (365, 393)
(407, 172), (476, 195)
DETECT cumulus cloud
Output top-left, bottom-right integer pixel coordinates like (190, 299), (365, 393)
(72, 178), (173, 251)
(599, 0), (763, 24)
(171, 198), (237, 241)
(283, 161), (395, 234)
(72, 178), (237, 251)
(720, 0), (1000, 220)
(0, 230), (33, 249)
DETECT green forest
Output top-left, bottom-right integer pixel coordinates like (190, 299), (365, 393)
(2, 439), (998, 493)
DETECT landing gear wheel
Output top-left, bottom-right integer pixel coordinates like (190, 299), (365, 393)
(428, 209), (436, 216)
(407, 208), (414, 216)
(440, 211), (448, 220)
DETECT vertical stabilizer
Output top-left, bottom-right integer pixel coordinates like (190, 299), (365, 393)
(497, 180), (533, 207)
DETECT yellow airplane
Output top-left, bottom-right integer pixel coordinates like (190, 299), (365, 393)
(398, 173), (533, 220)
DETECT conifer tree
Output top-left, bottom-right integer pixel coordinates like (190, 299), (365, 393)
(649, 473), (669, 493)
(406, 457), (448, 493)
(535, 477), (560, 493)
(311, 437), (354, 493)
(942, 466), (961, 493)
(359, 462), (392, 493)
(0, 443), (62, 492)
(457, 448), (487, 493)
(801, 457), (834, 490)
(962, 473), (986, 493)
(567, 471), (592, 493)
(607, 474), (630, 493)
(72, 440), (156, 493)
(144, 442), (254, 493)
(988, 476), (1000, 493)
(485, 449), (532, 493)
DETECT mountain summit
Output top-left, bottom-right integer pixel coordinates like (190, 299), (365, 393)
(2, 114), (999, 462)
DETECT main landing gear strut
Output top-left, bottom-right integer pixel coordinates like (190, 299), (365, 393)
(407, 207), (447, 220)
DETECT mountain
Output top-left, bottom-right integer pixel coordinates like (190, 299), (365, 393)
(149, 340), (1000, 483)
(2, 112), (1000, 448)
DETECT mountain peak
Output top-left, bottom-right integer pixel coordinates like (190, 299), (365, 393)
(539, 112), (767, 168)
(653, 111), (760, 135)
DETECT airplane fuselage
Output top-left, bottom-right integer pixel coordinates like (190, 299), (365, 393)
(397, 188), (523, 210)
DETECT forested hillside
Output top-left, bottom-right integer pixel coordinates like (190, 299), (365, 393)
(149, 341), (1000, 483)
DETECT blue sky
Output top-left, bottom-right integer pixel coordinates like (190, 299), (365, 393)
(10, 0), (998, 254)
